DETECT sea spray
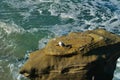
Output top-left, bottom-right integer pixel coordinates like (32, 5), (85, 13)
(113, 58), (120, 80)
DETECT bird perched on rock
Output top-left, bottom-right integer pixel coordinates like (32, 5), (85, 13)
(58, 41), (66, 47)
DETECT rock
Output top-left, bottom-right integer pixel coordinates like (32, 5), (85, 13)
(20, 29), (120, 80)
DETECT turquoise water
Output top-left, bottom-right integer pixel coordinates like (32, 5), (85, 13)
(0, 0), (120, 80)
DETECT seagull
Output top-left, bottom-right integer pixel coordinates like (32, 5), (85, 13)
(58, 41), (65, 47)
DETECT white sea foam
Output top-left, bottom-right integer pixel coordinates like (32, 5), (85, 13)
(60, 13), (74, 19)
(38, 38), (50, 49)
(113, 70), (120, 80)
(47, 0), (120, 34)
(116, 58), (120, 67)
(26, 27), (49, 33)
(7, 54), (30, 80)
(8, 63), (26, 80)
(0, 21), (24, 34)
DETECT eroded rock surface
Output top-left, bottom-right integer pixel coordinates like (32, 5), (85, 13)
(20, 29), (120, 80)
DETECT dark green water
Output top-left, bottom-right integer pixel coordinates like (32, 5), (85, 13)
(0, 0), (120, 80)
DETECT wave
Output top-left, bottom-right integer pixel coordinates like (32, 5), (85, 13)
(0, 21), (50, 80)
(1, 0), (120, 33)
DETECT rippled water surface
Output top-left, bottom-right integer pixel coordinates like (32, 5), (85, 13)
(0, 0), (120, 80)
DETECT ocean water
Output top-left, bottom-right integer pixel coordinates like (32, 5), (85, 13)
(0, 0), (120, 80)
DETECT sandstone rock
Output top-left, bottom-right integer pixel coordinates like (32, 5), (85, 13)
(20, 29), (120, 80)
